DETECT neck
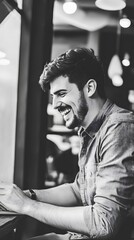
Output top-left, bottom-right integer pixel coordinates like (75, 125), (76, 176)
(82, 97), (106, 129)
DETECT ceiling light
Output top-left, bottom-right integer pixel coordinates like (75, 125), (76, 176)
(119, 15), (131, 28)
(0, 51), (6, 59)
(128, 90), (134, 103)
(122, 53), (130, 67)
(112, 74), (123, 87)
(63, 0), (77, 14)
(95, 0), (126, 11)
(108, 54), (123, 79)
(0, 59), (10, 65)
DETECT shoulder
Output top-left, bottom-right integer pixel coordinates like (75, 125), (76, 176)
(104, 104), (134, 126)
(99, 106), (134, 141)
(108, 107), (134, 123)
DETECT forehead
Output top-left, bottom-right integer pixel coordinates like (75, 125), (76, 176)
(50, 75), (72, 94)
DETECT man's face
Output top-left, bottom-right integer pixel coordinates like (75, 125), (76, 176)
(50, 76), (88, 129)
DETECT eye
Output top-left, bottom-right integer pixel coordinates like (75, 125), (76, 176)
(59, 92), (66, 98)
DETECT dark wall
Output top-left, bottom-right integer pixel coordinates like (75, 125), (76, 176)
(99, 27), (134, 110)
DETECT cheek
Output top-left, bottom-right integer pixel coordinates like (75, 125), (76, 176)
(65, 92), (81, 111)
(70, 99), (78, 108)
(70, 103), (80, 117)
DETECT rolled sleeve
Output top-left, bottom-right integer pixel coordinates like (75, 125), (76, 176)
(83, 121), (134, 239)
(70, 173), (83, 205)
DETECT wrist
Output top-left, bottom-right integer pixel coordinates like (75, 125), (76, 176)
(29, 189), (37, 200)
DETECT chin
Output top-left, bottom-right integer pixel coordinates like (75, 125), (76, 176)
(65, 122), (73, 129)
(66, 125), (74, 130)
(65, 119), (79, 129)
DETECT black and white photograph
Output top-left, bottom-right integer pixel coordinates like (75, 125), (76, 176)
(0, 1), (134, 239)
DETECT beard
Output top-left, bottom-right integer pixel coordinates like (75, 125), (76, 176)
(64, 91), (88, 129)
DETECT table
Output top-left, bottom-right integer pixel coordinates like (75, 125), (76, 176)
(0, 214), (23, 240)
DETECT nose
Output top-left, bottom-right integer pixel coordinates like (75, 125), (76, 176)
(52, 95), (61, 109)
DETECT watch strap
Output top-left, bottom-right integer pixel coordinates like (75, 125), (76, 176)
(29, 189), (36, 200)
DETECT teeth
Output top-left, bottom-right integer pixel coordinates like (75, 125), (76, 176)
(60, 108), (71, 116)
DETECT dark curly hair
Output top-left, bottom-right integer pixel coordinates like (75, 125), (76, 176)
(39, 48), (106, 99)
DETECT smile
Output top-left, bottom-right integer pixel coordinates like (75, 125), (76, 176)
(59, 107), (71, 117)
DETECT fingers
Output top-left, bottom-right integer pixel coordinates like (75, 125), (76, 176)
(0, 183), (24, 213)
(0, 182), (16, 188)
(0, 189), (9, 195)
(0, 202), (8, 211)
(0, 186), (5, 195)
(0, 183), (15, 195)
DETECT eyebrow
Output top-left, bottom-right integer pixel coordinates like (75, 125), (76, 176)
(51, 89), (67, 96)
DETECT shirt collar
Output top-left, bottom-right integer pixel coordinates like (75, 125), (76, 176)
(78, 99), (114, 138)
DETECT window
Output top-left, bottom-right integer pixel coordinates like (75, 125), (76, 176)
(0, 1), (21, 182)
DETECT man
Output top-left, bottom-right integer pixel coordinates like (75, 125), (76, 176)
(0, 48), (134, 240)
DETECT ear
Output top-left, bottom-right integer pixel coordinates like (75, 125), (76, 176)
(86, 79), (97, 97)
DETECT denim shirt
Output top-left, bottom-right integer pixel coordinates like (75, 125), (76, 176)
(71, 99), (134, 239)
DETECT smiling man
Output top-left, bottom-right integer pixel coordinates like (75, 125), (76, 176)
(50, 75), (89, 129)
(0, 48), (134, 240)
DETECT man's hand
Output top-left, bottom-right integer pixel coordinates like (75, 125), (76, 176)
(0, 182), (30, 214)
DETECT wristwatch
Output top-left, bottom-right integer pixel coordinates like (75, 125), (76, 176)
(29, 189), (37, 200)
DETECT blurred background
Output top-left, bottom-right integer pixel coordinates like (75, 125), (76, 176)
(0, 0), (134, 239)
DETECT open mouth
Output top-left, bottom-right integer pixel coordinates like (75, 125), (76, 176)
(58, 106), (71, 117)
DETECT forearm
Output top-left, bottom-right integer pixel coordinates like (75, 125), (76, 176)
(0, 183), (124, 238)
(22, 199), (89, 236)
(30, 183), (81, 207)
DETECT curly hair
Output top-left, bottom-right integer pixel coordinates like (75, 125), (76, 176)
(39, 47), (106, 98)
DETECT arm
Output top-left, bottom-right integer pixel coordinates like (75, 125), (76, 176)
(25, 182), (81, 207)
(23, 199), (89, 234)
(82, 120), (134, 239)
(0, 183), (89, 236)
(1, 121), (134, 237)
